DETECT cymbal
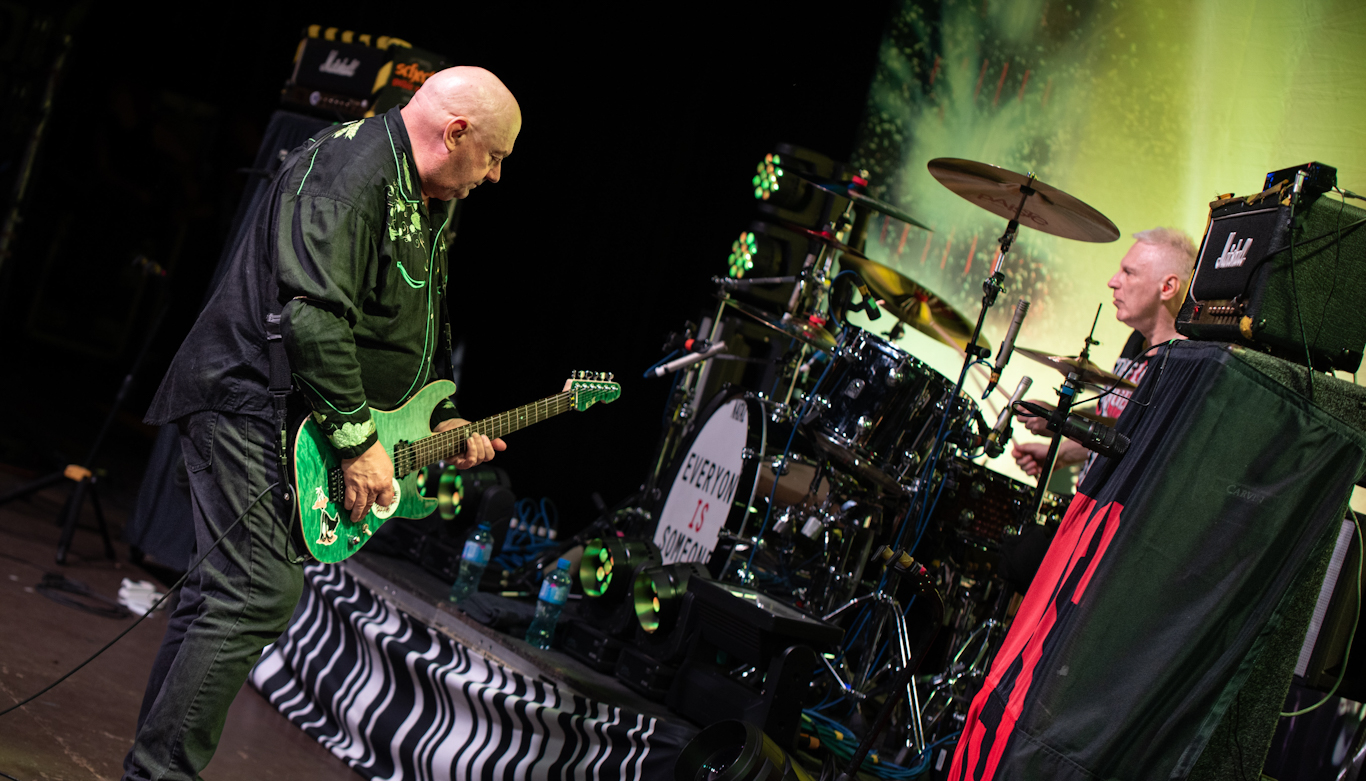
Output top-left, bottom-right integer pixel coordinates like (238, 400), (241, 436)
(1015, 346), (1137, 390)
(837, 254), (987, 353)
(774, 220), (869, 259)
(788, 171), (934, 232)
(1026, 401), (1118, 426)
(926, 158), (1120, 243)
(726, 299), (839, 352)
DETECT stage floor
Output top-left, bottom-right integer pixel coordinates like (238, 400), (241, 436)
(0, 469), (359, 781)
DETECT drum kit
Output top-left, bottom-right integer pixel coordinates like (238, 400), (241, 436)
(645, 155), (1128, 760)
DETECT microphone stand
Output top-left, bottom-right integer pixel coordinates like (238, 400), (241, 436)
(1022, 305), (1103, 525)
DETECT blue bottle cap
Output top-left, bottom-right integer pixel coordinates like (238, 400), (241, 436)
(557, 558), (571, 569)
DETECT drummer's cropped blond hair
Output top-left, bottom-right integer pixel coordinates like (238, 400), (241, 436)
(1133, 227), (1197, 281)
(1135, 227), (1197, 310)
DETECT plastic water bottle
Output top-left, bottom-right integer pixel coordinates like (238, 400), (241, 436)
(524, 558), (573, 649)
(448, 522), (494, 603)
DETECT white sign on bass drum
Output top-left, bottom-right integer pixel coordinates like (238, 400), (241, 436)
(653, 395), (758, 566)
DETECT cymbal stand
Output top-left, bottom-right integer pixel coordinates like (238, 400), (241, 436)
(822, 548), (929, 756)
(1023, 305), (1101, 523)
(894, 177), (1038, 550)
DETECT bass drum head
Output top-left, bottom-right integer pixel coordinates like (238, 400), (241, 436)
(652, 388), (765, 568)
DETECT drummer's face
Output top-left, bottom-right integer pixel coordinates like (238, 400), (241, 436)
(1107, 241), (1168, 328)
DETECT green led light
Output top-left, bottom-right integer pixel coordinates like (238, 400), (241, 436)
(727, 230), (759, 278)
(750, 153), (784, 201)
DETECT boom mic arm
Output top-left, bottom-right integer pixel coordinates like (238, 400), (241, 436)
(1016, 401), (1130, 460)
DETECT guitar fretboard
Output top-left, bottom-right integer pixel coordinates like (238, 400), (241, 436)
(400, 392), (575, 476)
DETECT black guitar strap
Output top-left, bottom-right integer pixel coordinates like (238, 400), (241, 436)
(264, 311), (294, 508)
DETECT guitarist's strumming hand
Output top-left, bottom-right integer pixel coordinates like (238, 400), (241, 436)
(435, 417), (507, 469)
(341, 442), (396, 523)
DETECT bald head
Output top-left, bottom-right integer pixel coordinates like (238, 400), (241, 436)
(401, 66), (521, 201)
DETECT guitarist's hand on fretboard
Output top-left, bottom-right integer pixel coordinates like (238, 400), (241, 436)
(341, 442), (396, 523)
(434, 417), (507, 470)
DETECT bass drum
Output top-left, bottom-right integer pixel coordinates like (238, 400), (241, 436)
(651, 388), (766, 568)
(806, 325), (977, 492)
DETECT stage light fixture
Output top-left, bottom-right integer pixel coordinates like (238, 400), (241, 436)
(752, 153), (785, 201)
(674, 720), (813, 781)
(578, 537), (662, 603)
(633, 561), (710, 635)
(415, 465), (463, 520)
(727, 231), (759, 278)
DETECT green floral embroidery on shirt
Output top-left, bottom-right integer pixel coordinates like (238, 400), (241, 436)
(385, 182), (426, 249)
(329, 419), (376, 450)
(339, 119), (365, 140)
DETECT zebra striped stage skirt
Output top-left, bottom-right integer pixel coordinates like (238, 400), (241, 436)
(249, 562), (694, 779)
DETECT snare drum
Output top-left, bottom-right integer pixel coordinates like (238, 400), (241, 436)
(806, 326), (976, 490)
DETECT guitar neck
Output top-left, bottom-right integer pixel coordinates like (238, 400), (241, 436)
(400, 391), (575, 474)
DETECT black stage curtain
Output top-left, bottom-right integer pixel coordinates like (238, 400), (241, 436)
(951, 340), (1366, 780)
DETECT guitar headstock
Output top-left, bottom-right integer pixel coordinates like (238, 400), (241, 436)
(564, 371), (621, 411)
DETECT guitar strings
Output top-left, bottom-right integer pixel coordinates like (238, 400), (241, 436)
(403, 389), (611, 475)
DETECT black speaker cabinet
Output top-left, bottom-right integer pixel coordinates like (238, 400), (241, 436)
(1176, 189), (1366, 372)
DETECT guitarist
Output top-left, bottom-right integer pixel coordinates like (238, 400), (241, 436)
(122, 67), (517, 781)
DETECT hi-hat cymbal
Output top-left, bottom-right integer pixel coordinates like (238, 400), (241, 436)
(774, 220), (869, 259)
(837, 255), (987, 353)
(926, 158), (1120, 243)
(725, 299), (839, 352)
(788, 171), (934, 232)
(1015, 346), (1136, 390)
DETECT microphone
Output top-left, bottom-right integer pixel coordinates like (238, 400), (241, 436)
(985, 298), (1029, 394)
(984, 376), (1032, 458)
(652, 341), (727, 377)
(852, 277), (881, 321)
(1017, 401), (1130, 460)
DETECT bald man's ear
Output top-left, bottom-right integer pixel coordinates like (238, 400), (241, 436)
(443, 117), (471, 152)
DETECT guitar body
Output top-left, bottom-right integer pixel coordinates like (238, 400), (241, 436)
(293, 380), (449, 563)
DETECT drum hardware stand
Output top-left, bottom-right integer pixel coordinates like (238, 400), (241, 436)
(644, 305), (729, 501)
(830, 560), (944, 781)
(822, 546), (933, 757)
(1022, 305), (1101, 524)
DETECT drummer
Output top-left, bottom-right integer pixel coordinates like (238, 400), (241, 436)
(1013, 228), (1196, 482)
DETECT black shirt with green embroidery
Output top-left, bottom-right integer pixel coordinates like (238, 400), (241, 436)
(146, 107), (460, 459)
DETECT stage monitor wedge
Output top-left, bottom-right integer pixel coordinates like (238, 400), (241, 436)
(1176, 185), (1366, 373)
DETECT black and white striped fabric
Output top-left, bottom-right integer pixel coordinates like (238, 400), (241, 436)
(249, 563), (691, 779)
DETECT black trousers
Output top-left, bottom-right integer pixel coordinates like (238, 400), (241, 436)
(122, 411), (305, 781)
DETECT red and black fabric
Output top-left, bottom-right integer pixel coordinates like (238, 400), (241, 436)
(950, 340), (1366, 780)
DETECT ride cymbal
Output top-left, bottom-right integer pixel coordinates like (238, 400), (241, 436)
(837, 254), (986, 353)
(1015, 346), (1137, 390)
(926, 158), (1120, 243)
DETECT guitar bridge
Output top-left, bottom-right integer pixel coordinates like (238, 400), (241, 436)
(327, 468), (345, 499)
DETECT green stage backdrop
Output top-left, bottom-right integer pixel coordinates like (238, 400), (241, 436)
(843, 0), (1366, 488)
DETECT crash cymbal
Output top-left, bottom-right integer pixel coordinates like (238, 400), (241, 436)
(725, 299), (839, 352)
(926, 158), (1120, 243)
(1015, 346), (1137, 390)
(788, 171), (934, 232)
(837, 254), (987, 353)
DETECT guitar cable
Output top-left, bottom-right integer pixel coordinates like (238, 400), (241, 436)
(0, 481), (278, 720)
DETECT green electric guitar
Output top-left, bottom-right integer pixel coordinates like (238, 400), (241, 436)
(292, 371), (620, 563)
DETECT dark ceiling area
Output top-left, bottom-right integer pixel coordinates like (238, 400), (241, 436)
(0, 1), (893, 529)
